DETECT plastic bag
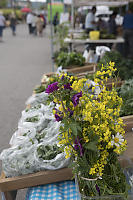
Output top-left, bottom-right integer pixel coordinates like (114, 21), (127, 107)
(84, 79), (101, 97)
(9, 127), (36, 147)
(25, 91), (48, 106)
(18, 111), (47, 132)
(0, 140), (38, 177)
(56, 66), (67, 74)
(22, 104), (45, 116)
(83, 50), (89, 63)
(96, 46), (110, 59)
(34, 140), (70, 170)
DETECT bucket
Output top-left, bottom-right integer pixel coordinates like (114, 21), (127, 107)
(89, 31), (100, 40)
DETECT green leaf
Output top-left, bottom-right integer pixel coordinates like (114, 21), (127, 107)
(69, 122), (78, 136)
(85, 142), (98, 152)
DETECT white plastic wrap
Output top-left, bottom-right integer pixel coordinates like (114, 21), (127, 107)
(18, 111), (47, 132)
(84, 79), (101, 97)
(83, 49), (90, 63)
(25, 91), (48, 106)
(96, 46), (110, 59)
(34, 141), (70, 170)
(56, 66), (67, 74)
(0, 140), (38, 177)
(22, 104), (45, 116)
(9, 127), (36, 147)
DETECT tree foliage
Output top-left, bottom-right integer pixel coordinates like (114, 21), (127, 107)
(0, 0), (7, 8)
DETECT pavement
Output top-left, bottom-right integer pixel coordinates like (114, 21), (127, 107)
(0, 24), (52, 200)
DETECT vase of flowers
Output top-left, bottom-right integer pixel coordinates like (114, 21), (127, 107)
(45, 62), (131, 199)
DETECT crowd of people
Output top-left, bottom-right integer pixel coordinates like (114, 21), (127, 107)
(26, 12), (47, 36)
(0, 11), (47, 42)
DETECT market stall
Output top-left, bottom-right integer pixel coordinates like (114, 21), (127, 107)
(0, 62), (133, 199)
(64, 37), (124, 51)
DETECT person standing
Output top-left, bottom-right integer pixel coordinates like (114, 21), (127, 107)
(123, 4), (133, 59)
(0, 11), (6, 42)
(36, 15), (44, 36)
(10, 13), (17, 36)
(26, 12), (33, 34)
(53, 12), (59, 33)
(85, 6), (97, 34)
(108, 12), (117, 35)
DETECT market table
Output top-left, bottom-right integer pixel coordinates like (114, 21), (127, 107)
(64, 37), (125, 52)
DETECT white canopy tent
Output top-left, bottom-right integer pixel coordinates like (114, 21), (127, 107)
(73, 0), (132, 7)
(70, 0), (133, 27)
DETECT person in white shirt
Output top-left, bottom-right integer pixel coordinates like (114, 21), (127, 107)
(26, 12), (33, 34)
(85, 6), (97, 34)
(0, 11), (6, 42)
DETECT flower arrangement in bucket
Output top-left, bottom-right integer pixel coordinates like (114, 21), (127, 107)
(46, 62), (129, 199)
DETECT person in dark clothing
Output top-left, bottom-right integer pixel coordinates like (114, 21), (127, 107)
(123, 5), (133, 59)
(108, 12), (117, 35)
(10, 13), (17, 36)
(53, 12), (59, 33)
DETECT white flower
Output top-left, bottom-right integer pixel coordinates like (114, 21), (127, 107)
(41, 75), (49, 84)
(111, 132), (124, 147)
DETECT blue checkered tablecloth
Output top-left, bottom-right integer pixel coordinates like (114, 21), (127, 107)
(25, 180), (79, 200)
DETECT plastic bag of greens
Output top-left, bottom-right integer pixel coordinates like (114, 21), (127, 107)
(44, 120), (61, 140)
(25, 92), (48, 106)
(9, 127), (36, 147)
(22, 104), (45, 116)
(18, 111), (48, 132)
(0, 139), (38, 177)
(34, 141), (70, 170)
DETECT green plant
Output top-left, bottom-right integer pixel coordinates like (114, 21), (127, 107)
(0, 9), (22, 20)
(26, 116), (39, 123)
(54, 23), (69, 49)
(45, 63), (128, 197)
(34, 84), (46, 94)
(97, 51), (133, 80)
(56, 51), (85, 68)
(0, 0), (7, 8)
(37, 144), (62, 160)
(118, 79), (133, 116)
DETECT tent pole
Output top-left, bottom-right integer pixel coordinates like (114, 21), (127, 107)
(71, 0), (74, 28)
(50, 0), (55, 72)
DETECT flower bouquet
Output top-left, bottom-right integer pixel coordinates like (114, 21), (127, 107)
(46, 62), (130, 199)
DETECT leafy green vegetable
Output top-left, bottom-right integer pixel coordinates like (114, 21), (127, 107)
(55, 51), (85, 68)
(34, 85), (46, 94)
(35, 131), (46, 143)
(37, 144), (62, 160)
(25, 105), (41, 112)
(25, 116), (39, 123)
(98, 51), (133, 80)
(118, 79), (133, 116)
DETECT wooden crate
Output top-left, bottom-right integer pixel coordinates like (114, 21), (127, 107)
(122, 115), (133, 133)
(0, 168), (73, 200)
(41, 64), (96, 84)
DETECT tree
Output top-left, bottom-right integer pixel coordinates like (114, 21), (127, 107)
(0, 0), (7, 8)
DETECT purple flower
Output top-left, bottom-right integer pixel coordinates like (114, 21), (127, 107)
(61, 75), (65, 80)
(96, 184), (100, 196)
(72, 92), (82, 107)
(55, 113), (63, 122)
(45, 82), (59, 94)
(74, 137), (84, 156)
(64, 83), (72, 90)
(67, 108), (73, 117)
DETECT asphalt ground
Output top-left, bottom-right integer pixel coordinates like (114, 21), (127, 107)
(0, 24), (52, 200)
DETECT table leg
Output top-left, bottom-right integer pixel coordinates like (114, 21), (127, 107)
(69, 43), (72, 52)
(2, 190), (17, 200)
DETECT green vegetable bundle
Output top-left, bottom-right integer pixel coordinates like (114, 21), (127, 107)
(56, 52), (85, 69)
